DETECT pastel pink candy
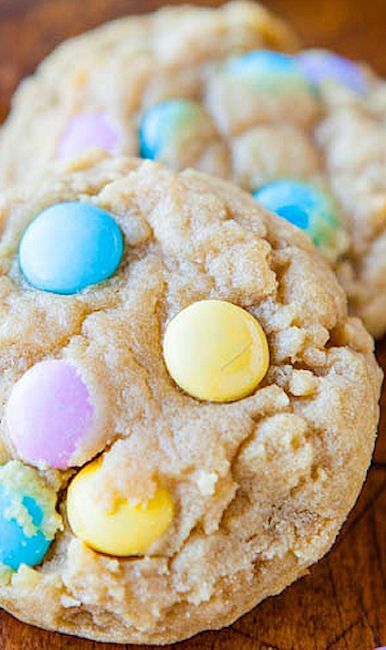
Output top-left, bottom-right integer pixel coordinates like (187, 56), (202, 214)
(57, 111), (120, 162)
(6, 360), (94, 469)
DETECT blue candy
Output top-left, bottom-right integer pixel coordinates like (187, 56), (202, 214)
(0, 462), (61, 572)
(227, 50), (297, 76)
(225, 50), (311, 92)
(19, 202), (124, 295)
(139, 99), (207, 161)
(254, 179), (340, 251)
(255, 180), (318, 227)
(0, 490), (51, 570)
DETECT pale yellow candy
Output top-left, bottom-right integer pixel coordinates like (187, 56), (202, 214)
(163, 299), (269, 402)
(66, 459), (174, 556)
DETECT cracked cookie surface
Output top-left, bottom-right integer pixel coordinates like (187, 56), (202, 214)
(0, 155), (381, 644)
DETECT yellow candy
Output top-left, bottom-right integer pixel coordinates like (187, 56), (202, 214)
(163, 299), (269, 402)
(66, 459), (174, 556)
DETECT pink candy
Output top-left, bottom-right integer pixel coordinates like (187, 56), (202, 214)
(57, 111), (121, 163)
(6, 360), (94, 469)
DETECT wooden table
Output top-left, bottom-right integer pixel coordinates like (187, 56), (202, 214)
(0, 1), (385, 648)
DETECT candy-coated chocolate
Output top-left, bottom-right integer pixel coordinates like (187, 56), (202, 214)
(6, 360), (94, 469)
(163, 300), (269, 402)
(228, 49), (295, 75)
(67, 459), (174, 556)
(0, 492), (50, 571)
(19, 202), (124, 294)
(57, 111), (121, 162)
(139, 99), (209, 160)
(0, 461), (61, 571)
(254, 179), (344, 260)
(225, 49), (311, 93)
(298, 50), (366, 95)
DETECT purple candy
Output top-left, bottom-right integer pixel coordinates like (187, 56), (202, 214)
(298, 50), (366, 95)
(6, 360), (94, 469)
(57, 111), (121, 162)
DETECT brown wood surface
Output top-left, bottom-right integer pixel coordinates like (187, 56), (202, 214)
(0, 1), (385, 648)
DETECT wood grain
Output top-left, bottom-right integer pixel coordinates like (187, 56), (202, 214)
(0, 1), (385, 648)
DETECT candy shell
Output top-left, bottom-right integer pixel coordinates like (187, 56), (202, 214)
(225, 49), (311, 93)
(254, 179), (345, 261)
(67, 458), (174, 556)
(19, 202), (124, 294)
(298, 50), (366, 95)
(139, 99), (210, 161)
(0, 461), (61, 571)
(6, 360), (94, 469)
(57, 111), (121, 162)
(163, 299), (269, 403)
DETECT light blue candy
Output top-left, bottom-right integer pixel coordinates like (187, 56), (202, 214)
(227, 50), (297, 76)
(19, 202), (124, 295)
(254, 180), (316, 229)
(139, 99), (205, 160)
(254, 179), (339, 250)
(0, 489), (51, 570)
(225, 50), (311, 92)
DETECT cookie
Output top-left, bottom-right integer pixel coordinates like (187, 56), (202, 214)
(0, 0), (298, 191)
(1, 2), (385, 337)
(0, 154), (381, 643)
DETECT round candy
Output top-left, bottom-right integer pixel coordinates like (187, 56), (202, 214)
(19, 202), (124, 294)
(163, 300), (269, 403)
(0, 461), (61, 571)
(225, 49), (311, 93)
(139, 99), (210, 161)
(297, 49), (366, 95)
(57, 111), (121, 163)
(67, 458), (174, 556)
(6, 360), (94, 469)
(254, 179), (342, 259)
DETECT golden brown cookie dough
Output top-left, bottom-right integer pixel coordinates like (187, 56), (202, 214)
(0, 1), (298, 191)
(0, 154), (381, 643)
(1, 2), (385, 336)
